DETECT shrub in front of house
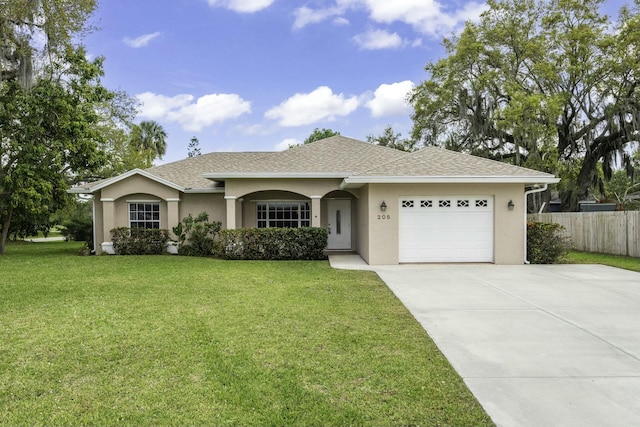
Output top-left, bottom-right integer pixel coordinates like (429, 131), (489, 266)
(218, 227), (328, 260)
(173, 212), (222, 257)
(527, 221), (571, 264)
(110, 227), (169, 255)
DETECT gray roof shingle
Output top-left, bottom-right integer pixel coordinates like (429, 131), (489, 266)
(203, 136), (410, 175)
(355, 146), (554, 178)
(76, 137), (556, 192)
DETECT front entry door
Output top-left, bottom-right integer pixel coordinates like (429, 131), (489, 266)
(327, 199), (351, 250)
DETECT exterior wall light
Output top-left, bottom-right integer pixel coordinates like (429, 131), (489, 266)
(508, 200), (515, 210)
(380, 201), (387, 212)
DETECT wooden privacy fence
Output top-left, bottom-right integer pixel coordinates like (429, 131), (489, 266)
(528, 212), (640, 258)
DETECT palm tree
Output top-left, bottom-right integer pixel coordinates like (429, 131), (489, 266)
(130, 120), (167, 167)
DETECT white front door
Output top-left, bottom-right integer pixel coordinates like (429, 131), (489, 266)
(327, 199), (351, 250)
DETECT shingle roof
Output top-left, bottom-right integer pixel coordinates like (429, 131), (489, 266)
(203, 136), (410, 176)
(147, 151), (276, 189)
(355, 146), (554, 178)
(75, 137), (557, 193)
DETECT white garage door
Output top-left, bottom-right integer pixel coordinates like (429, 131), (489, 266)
(399, 196), (494, 263)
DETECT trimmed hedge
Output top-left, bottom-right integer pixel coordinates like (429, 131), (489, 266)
(218, 227), (328, 260)
(111, 227), (169, 255)
(526, 221), (571, 264)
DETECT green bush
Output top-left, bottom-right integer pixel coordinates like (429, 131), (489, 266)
(527, 221), (571, 264)
(60, 202), (93, 248)
(173, 212), (222, 257)
(110, 227), (169, 255)
(218, 227), (328, 260)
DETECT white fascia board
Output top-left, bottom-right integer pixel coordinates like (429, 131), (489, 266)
(68, 187), (91, 194)
(340, 175), (560, 188)
(69, 169), (185, 194)
(202, 172), (348, 180)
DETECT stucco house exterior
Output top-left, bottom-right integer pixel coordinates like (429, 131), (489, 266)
(71, 136), (559, 264)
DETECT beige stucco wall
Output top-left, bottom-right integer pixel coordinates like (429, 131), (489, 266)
(101, 175), (180, 201)
(364, 183), (526, 265)
(225, 178), (344, 198)
(355, 185), (370, 262)
(95, 175), (182, 254)
(180, 193), (226, 230)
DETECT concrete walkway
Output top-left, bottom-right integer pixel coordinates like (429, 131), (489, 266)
(29, 236), (65, 242)
(330, 255), (640, 427)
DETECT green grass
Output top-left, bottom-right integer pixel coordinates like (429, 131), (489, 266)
(565, 250), (640, 272)
(19, 225), (64, 239)
(0, 241), (492, 426)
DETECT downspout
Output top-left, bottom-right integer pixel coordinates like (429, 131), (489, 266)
(91, 195), (96, 255)
(524, 184), (548, 264)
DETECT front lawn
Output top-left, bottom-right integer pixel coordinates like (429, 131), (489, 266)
(0, 241), (492, 426)
(565, 251), (640, 272)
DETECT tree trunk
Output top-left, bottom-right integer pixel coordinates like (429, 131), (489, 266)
(0, 206), (13, 255)
(563, 154), (600, 212)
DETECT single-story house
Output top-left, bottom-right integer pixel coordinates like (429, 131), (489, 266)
(71, 136), (559, 264)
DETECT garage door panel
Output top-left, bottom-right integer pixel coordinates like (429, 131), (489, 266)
(399, 196), (494, 263)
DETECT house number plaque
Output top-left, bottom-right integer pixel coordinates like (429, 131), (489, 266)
(377, 214), (391, 220)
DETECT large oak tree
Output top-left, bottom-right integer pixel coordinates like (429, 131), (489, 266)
(410, 0), (640, 211)
(0, 0), (127, 254)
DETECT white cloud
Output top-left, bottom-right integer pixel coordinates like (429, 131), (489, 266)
(454, 1), (490, 24)
(136, 92), (251, 132)
(293, 0), (488, 37)
(136, 93), (193, 119)
(207, 0), (274, 13)
(274, 138), (300, 151)
(293, 6), (342, 30)
(123, 32), (161, 48)
(365, 0), (489, 35)
(365, 80), (414, 118)
(353, 29), (404, 50)
(333, 17), (350, 26)
(265, 86), (360, 127)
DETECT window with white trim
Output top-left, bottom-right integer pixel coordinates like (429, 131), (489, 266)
(256, 201), (310, 228)
(129, 202), (160, 229)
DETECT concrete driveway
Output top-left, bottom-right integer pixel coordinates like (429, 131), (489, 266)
(330, 256), (640, 427)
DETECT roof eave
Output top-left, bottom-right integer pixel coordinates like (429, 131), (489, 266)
(340, 175), (560, 189)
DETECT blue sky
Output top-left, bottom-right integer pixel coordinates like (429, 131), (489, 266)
(85, 0), (626, 164)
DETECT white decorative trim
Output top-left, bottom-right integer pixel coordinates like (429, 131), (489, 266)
(310, 195), (323, 199)
(100, 198), (114, 202)
(101, 242), (115, 255)
(126, 199), (161, 203)
(92, 198), (97, 255)
(166, 198), (181, 202)
(224, 196), (237, 200)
